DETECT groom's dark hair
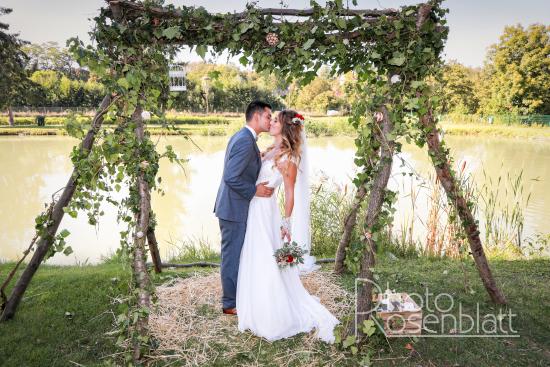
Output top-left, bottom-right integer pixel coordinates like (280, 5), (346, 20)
(245, 100), (272, 122)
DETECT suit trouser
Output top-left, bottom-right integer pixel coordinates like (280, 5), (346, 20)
(219, 218), (247, 309)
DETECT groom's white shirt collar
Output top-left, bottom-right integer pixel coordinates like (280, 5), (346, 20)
(245, 125), (258, 141)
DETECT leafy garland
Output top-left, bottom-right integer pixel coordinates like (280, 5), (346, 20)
(28, 0), (450, 362)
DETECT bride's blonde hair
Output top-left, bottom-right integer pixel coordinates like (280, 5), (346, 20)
(265, 109), (303, 171)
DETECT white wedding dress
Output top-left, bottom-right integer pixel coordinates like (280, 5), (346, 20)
(236, 155), (340, 343)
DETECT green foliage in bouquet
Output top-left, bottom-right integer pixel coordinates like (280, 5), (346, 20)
(274, 241), (306, 269)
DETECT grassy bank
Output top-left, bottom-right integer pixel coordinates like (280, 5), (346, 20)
(1, 115), (549, 139)
(439, 122), (550, 139)
(1, 257), (549, 366)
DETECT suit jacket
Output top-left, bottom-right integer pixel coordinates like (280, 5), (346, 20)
(214, 127), (261, 222)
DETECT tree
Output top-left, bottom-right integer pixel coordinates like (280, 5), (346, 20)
(437, 61), (479, 114)
(0, 7), (34, 125)
(482, 24), (550, 115)
(293, 74), (335, 113)
(170, 62), (285, 112)
(30, 70), (62, 106)
(22, 42), (81, 79)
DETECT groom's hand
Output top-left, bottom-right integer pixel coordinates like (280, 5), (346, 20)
(255, 181), (274, 197)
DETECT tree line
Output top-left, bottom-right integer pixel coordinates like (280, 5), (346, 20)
(1, 5), (548, 124)
(437, 24), (549, 116)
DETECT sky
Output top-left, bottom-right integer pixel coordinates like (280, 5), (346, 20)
(2, 0), (549, 68)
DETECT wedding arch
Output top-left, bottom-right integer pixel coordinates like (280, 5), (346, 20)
(1, 0), (506, 361)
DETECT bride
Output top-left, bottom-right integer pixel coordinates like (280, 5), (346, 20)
(236, 109), (340, 343)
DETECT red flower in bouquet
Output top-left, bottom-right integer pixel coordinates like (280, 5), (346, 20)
(274, 241), (305, 269)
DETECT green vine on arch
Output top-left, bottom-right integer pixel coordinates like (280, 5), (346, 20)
(56, 0), (448, 361)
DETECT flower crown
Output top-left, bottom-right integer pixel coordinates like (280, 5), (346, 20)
(290, 113), (305, 125)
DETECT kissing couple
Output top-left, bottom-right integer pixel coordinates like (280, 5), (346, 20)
(214, 100), (339, 343)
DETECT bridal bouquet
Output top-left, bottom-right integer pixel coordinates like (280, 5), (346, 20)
(274, 241), (306, 269)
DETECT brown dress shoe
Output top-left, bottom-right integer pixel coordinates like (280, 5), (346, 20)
(222, 307), (237, 315)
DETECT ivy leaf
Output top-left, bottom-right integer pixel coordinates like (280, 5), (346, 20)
(196, 45), (207, 59)
(239, 22), (253, 34)
(342, 335), (356, 348)
(60, 229), (71, 238)
(208, 70), (221, 79)
(411, 80), (425, 89)
(63, 246), (73, 256)
(117, 77), (129, 89)
(239, 55), (248, 66)
(65, 117), (84, 139)
(336, 18), (347, 29)
(162, 26), (181, 40)
(334, 330), (341, 344)
(303, 38), (315, 50)
(362, 319), (377, 336)
(388, 52), (406, 66)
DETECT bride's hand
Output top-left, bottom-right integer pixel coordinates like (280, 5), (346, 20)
(281, 228), (291, 242)
(280, 217), (291, 242)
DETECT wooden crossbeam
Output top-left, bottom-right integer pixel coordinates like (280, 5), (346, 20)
(106, 0), (401, 20)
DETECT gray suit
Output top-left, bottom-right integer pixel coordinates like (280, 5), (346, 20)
(214, 127), (261, 309)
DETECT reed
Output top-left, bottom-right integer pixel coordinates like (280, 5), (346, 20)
(165, 237), (221, 263)
(479, 165), (531, 251)
(395, 160), (541, 258)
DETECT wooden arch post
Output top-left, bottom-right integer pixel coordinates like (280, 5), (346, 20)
(0, 94), (164, 322)
(419, 104), (507, 304)
(1, 95), (113, 321)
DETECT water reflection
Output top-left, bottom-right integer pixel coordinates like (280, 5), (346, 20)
(0, 134), (548, 264)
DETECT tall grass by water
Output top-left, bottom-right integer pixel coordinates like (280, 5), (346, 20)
(158, 163), (548, 265)
(387, 162), (548, 259)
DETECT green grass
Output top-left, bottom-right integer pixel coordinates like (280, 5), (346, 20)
(368, 256), (550, 366)
(0, 262), (126, 366)
(1, 257), (549, 366)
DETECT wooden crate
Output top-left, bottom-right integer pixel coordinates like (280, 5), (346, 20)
(375, 293), (422, 336)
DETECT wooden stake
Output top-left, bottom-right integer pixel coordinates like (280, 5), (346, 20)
(333, 185), (367, 274)
(333, 126), (382, 275)
(356, 105), (395, 340)
(131, 105), (153, 361)
(419, 105), (507, 305)
(146, 228), (162, 274)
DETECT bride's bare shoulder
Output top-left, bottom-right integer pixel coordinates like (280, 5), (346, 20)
(276, 154), (298, 173)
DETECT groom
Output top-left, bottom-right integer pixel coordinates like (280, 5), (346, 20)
(214, 100), (274, 315)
